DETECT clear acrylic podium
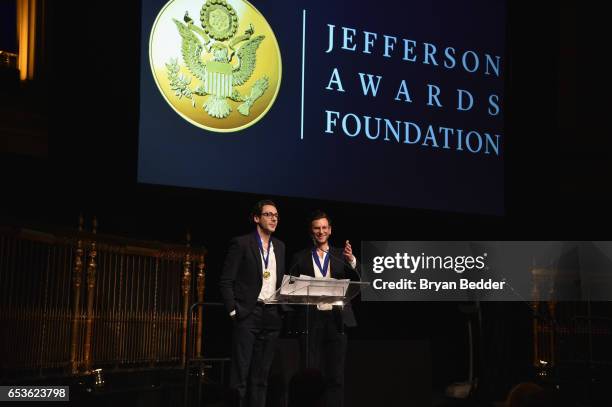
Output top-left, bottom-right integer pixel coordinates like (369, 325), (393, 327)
(264, 276), (370, 367)
(265, 276), (368, 306)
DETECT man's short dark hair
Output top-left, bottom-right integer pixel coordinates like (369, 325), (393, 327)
(251, 199), (277, 220)
(308, 210), (331, 226)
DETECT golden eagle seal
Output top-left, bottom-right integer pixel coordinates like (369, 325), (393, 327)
(149, 0), (282, 132)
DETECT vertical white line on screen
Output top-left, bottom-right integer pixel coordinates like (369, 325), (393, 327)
(300, 9), (306, 140)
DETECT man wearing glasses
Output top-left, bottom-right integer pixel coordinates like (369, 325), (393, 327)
(219, 200), (285, 407)
(290, 210), (358, 407)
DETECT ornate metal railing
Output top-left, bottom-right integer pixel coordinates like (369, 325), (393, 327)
(0, 217), (206, 380)
(530, 267), (612, 375)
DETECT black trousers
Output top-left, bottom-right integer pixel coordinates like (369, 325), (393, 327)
(231, 303), (281, 407)
(298, 307), (347, 407)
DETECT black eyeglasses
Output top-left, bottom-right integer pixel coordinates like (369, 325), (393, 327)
(261, 212), (280, 219)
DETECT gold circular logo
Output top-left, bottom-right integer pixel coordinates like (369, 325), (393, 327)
(149, 0), (282, 132)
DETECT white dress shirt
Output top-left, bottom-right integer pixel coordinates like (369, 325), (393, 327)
(258, 242), (277, 301)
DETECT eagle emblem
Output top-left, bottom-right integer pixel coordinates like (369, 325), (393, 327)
(166, 0), (269, 119)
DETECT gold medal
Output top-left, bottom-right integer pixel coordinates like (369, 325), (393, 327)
(263, 270), (271, 279)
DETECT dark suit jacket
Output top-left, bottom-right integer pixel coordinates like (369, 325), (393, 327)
(290, 247), (358, 327)
(219, 233), (286, 319)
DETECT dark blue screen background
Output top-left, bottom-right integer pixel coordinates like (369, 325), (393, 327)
(138, 0), (506, 214)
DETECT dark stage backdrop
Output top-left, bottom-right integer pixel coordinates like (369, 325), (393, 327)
(138, 0), (506, 215)
(0, 0), (588, 401)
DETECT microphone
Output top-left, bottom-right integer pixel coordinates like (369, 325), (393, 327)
(316, 241), (362, 282)
(310, 235), (318, 248)
(286, 256), (302, 280)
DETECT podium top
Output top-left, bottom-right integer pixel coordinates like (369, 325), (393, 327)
(264, 275), (370, 305)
